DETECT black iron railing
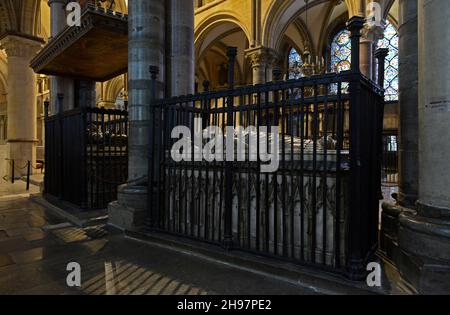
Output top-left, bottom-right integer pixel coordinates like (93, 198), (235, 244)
(44, 106), (128, 209)
(382, 133), (399, 185)
(146, 17), (387, 280)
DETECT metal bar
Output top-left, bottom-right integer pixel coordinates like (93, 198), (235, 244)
(148, 66), (159, 228)
(322, 84), (329, 265)
(335, 81), (343, 269)
(256, 91), (262, 252)
(280, 87), (287, 257)
(11, 160), (14, 184)
(265, 89), (271, 253)
(300, 86), (305, 261)
(223, 46), (237, 249)
(44, 101), (50, 194)
(26, 161), (30, 191)
(346, 16), (366, 280)
(311, 85), (319, 264)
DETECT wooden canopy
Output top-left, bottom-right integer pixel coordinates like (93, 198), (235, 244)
(31, 5), (128, 82)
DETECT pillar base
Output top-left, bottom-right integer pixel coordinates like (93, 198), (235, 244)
(398, 210), (450, 294)
(108, 179), (148, 231)
(380, 202), (403, 264)
(396, 191), (419, 209)
(7, 140), (37, 177)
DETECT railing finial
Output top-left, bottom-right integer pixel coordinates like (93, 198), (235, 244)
(273, 66), (282, 81)
(202, 80), (210, 92)
(227, 47), (238, 89)
(346, 16), (365, 74)
(374, 48), (389, 89)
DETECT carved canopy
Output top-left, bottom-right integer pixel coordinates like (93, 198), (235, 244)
(30, 4), (127, 82)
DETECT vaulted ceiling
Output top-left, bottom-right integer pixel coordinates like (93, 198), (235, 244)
(0, 0), (42, 37)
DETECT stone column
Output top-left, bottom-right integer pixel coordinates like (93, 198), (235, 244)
(397, 0), (419, 207)
(48, 0), (74, 113)
(397, 0), (450, 294)
(380, 0), (419, 267)
(74, 79), (96, 108)
(265, 48), (279, 82)
(0, 36), (42, 177)
(245, 46), (268, 85)
(128, 0), (165, 181)
(167, 0), (194, 96)
(360, 23), (383, 80)
(109, 0), (166, 231)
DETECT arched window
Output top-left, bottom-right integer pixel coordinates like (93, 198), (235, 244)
(330, 29), (352, 73)
(288, 48), (303, 79)
(377, 21), (399, 101)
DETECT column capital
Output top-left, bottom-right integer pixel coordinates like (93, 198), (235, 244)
(245, 46), (278, 67)
(0, 34), (43, 59)
(361, 22), (385, 43)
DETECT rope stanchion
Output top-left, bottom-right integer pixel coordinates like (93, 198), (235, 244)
(26, 161), (31, 191)
(11, 160), (14, 184)
(4, 158), (38, 190)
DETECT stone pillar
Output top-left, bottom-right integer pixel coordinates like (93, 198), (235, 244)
(74, 79), (96, 108)
(380, 0), (419, 268)
(397, 0), (419, 207)
(48, 0), (74, 113)
(397, 0), (450, 294)
(0, 36), (42, 177)
(360, 23), (383, 80)
(49, 0), (67, 37)
(245, 46), (268, 85)
(265, 49), (279, 82)
(167, 0), (194, 96)
(128, 0), (165, 181)
(109, 0), (166, 231)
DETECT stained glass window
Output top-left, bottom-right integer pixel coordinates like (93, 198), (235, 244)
(288, 48), (303, 79)
(330, 29), (352, 94)
(330, 29), (352, 73)
(377, 22), (399, 101)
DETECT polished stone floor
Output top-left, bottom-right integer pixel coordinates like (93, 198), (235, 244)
(0, 192), (317, 295)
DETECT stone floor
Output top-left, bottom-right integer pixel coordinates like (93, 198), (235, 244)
(0, 185), (319, 295)
(0, 180), (40, 199)
(0, 178), (409, 295)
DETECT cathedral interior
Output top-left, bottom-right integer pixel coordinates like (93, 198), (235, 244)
(0, 0), (449, 295)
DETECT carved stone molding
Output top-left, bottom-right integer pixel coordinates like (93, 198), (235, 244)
(0, 35), (43, 59)
(361, 21), (385, 44)
(245, 46), (279, 68)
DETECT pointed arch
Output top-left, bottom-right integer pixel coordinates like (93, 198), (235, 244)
(262, 0), (340, 49)
(195, 12), (251, 54)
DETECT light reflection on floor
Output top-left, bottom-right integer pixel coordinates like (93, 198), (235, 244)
(80, 261), (209, 295)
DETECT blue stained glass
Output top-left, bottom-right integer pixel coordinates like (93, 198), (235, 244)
(329, 23), (399, 101)
(288, 48), (303, 79)
(377, 22), (399, 101)
(330, 29), (352, 94)
(331, 29), (352, 73)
